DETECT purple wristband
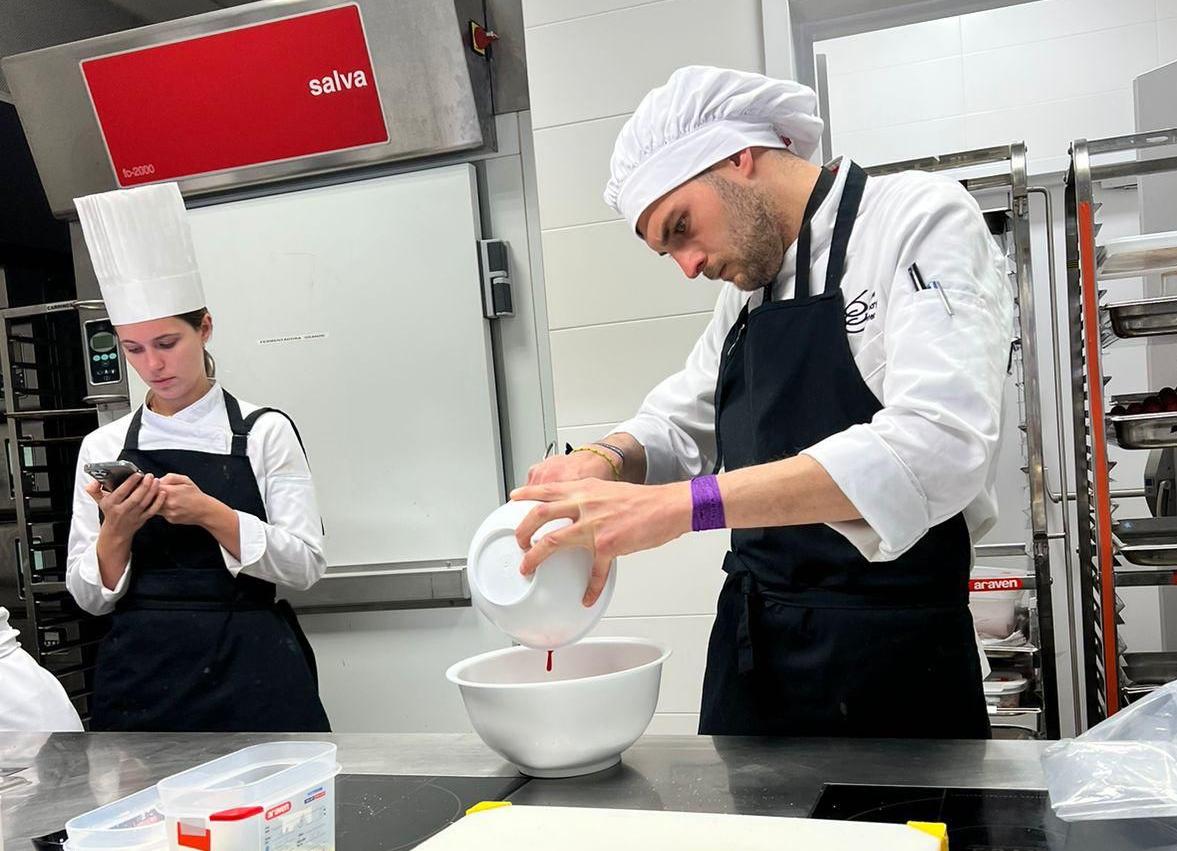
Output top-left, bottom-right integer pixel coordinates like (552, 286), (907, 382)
(690, 475), (727, 532)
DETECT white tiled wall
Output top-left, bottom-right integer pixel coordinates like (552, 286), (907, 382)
(818, 0), (1170, 169)
(522, 0), (765, 732)
(526, 0), (764, 129)
(548, 313), (712, 425)
(542, 220), (723, 329)
(1160, 16), (1177, 64)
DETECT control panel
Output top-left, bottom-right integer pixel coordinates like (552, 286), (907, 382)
(84, 318), (122, 385)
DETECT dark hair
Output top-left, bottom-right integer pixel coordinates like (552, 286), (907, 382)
(176, 307), (216, 378)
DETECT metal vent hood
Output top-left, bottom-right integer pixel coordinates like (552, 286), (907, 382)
(2, 0), (494, 217)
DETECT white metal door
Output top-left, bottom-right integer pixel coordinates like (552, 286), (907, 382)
(176, 164), (502, 567)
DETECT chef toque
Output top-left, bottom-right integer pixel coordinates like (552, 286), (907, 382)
(74, 182), (206, 326)
(604, 66), (824, 232)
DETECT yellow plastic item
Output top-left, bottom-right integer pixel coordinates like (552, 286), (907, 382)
(906, 821), (948, 850)
(466, 801), (512, 816)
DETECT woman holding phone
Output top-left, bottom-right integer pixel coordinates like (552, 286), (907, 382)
(65, 183), (330, 732)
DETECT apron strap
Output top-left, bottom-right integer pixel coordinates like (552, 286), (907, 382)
(735, 570), (757, 676)
(711, 302), (751, 475)
(223, 390), (253, 457)
(822, 162), (868, 296)
(721, 554), (760, 675)
(240, 405), (324, 534)
(122, 406), (146, 451)
(777, 166), (838, 305)
(242, 407), (312, 464)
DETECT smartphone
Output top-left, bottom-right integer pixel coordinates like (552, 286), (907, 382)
(84, 460), (142, 492)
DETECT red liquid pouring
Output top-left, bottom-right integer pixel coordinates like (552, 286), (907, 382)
(546, 650), (554, 672)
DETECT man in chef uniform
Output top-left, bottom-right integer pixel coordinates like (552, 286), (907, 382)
(515, 66), (1012, 738)
(0, 606), (83, 731)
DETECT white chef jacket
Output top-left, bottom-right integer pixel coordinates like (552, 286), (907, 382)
(616, 160), (1015, 562)
(66, 383), (327, 616)
(0, 606), (84, 731)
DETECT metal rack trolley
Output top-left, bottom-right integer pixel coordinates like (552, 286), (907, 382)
(0, 299), (127, 724)
(1064, 128), (1177, 725)
(867, 142), (1065, 738)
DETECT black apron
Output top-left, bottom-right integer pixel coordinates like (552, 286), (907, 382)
(698, 162), (990, 739)
(90, 389), (330, 732)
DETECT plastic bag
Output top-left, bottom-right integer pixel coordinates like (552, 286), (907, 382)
(1044, 680), (1177, 820)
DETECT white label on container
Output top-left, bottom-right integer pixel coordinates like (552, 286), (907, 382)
(262, 783), (333, 851)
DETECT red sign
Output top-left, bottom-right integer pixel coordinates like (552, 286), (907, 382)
(81, 4), (389, 187)
(969, 577), (1025, 593)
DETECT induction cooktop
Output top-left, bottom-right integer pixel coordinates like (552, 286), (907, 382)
(809, 783), (1177, 851)
(335, 774), (529, 850)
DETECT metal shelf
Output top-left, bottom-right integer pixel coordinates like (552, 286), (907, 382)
(1065, 126), (1177, 729)
(17, 436), (86, 447)
(6, 408), (97, 420)
(1114, 567), (1177, 587)
(43, 660), (96, 678)
(983, 643), (1039, 656)
(24, 581), (67, 595)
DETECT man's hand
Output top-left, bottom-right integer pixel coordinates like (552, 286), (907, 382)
(510, 479), (691, 606)
(525, 450), (615, 485)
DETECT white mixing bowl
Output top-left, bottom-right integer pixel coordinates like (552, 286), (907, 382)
(446, 638), (671, 778)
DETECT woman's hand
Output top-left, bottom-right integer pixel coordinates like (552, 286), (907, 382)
(87, 473), (166, 590)
(86, 473), (166, 540)
(510, 479), (692, 606)
(157, 473), (217, 526)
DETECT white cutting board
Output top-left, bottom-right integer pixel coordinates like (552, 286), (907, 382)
(416, 805), (943, 850)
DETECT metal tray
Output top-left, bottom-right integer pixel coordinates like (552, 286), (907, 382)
(1114, 516), (1177, 542)
(1117, 543), (1177, 566)
(1113, 517), (1177, 566)
(1108, 393), (1177, 449)
(1104, 296), (1177, 338)
(1123, 651), (1177, 685)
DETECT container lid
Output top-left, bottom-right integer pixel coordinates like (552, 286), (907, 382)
(65, 785), (167, 850)
(157, 742), (338, 817)
(983, 670), (1028, 695)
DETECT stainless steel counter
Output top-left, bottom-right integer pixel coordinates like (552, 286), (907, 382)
(0, 732), (1051, 844)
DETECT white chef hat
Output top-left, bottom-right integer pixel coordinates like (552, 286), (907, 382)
(74, 183), (206, 327)
(604, 66), (824, 232)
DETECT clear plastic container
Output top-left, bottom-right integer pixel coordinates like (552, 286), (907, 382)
(968, 565), (1027, 639)
(64, 785), (168, 851)
(984, 670), (1028, 708)
(157, 742), (340, 851)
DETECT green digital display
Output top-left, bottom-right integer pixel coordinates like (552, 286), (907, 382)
(90, 331), (117, 353)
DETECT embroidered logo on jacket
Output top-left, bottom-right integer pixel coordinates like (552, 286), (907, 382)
(845, 288), (876, 333)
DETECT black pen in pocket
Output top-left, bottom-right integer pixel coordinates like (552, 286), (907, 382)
(909, 262), (954, 317)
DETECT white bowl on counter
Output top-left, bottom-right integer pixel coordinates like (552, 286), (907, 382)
(467, 499), (616, 649)
(446, 637), (671, 778)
